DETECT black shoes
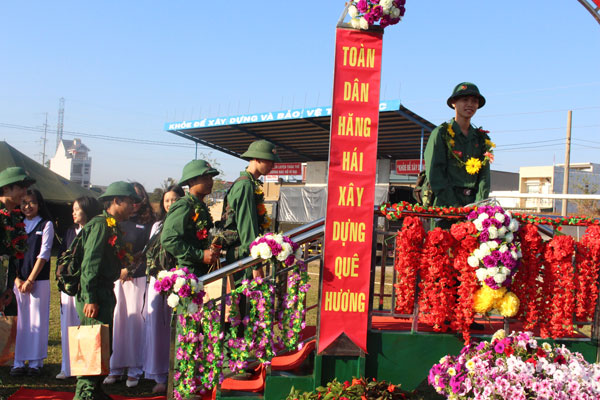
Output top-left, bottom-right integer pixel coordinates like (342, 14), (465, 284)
(9, 366), (28, 377)
(27, 367), (42, 376)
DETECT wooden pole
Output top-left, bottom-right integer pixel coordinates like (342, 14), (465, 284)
(561, 110), (572, 217)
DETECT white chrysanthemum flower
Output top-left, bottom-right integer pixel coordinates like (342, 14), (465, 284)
(478, 213), (490, 221)
(348, 4), (359, 18)
(494, 273), (507, 284)
(467, 256), (479, 268)
(350, 18), (361, 29)
(511, 250), (518, 260)
(187, 302), (198, 314)
(380, 0), (393, 13)
(474, 219), (484, 231)
(505, 232), (514, 243)
(487, 240), (499, 250)
(167, 293), (180, 308)
(476, 268), (488, 282)
(175, 269), (186, 276)
(488, 226), (498, 239)
(494, 213), (506, 223)
(273, 234), (284, 245)
(499, 244), (508, 253)
(189, 278), (198, 290)
(173, 277), (186, 292)
(498, 226), (508, 237)
(508, 219), (520, 232)
(157, 270), (169, 280)
(479, 242), (491, 257)
(359, 16), (369, 30)
(390, 6), (400, 18)
(488, 267), (499, 276)
(499, 266), (510, 275)
(473, 249), (483, 260)
(250, 245), (260, 259)
(258, 242), (272, 259)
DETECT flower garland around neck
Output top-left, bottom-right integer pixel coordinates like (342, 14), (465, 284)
(250, 175), (271, 232)
(0, 206), (27, 259)
(189, 194), (213, 244)
(444, 122), (495, 175)
(106, 216), (134, 266)
(467, 205), (521, 318)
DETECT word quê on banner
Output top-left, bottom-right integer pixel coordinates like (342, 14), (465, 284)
(318, 27), (383, 354)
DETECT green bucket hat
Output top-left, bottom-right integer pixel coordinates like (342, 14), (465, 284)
(241, 140), (281, 162)
(179, 160), (219, 185)
(98, 181), (141, 202)
(0, 167), (36, 189)
(447, 82), (486, 109)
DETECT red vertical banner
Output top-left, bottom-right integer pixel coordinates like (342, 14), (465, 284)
(318, 27), (383, 354)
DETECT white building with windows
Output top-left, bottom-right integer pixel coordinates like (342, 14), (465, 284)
(49, 138), (92, 188)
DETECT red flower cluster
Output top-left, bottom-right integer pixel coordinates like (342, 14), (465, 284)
(393, 217), (424, 314)
(574, 226), (600, 321)
(512, 224), (544, 330)
(541, 235), (576, 338)
(450, 222), (478, 343)
(196, 229), (208, 241)
(418, 228), (456, 332)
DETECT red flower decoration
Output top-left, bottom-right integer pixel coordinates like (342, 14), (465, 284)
(196, 229), (208, 241)
(108, 235), (118, 246)
(393, 217), (424, 314)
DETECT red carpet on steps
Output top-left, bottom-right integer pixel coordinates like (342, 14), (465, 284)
(8, 388), (167, 400)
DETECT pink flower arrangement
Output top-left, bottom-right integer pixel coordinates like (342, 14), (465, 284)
(347, 0), (406, 30)
(429, 330), (600, 399)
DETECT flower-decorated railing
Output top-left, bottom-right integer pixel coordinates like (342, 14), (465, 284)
(377, 201), (600, 349)
(158, 220), (324, 400)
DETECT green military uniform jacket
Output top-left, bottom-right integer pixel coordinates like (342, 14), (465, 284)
(424, 118), (490, 207)
(222, 171), (263, 263)
(161, 193), (213, 276)
(78, 210), (122, 305)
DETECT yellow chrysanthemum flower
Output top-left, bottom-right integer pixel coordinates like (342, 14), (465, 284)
(106, 217), (116, 227)
(255, 188), (263, 195)
(473, 287), (495, 314)
(485, 139), (496, 149)
(447, 124), (456, 138)
(449, 139), (455, 147)
(496, 291), (520, 317)
(465, 157), (482, 175)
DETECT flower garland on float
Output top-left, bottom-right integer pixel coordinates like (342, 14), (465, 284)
(393, 216), (424, 314)
(418, 228), (456, 332)
(466, 206), (521, 317)
(574, 225), (600, 321)
(347, 0), (406, 30)
(449, 221), (480, 343)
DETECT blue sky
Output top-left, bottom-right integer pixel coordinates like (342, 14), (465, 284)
(1, 1), (599, 190)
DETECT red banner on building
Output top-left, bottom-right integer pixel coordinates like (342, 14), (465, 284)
(318, 27), (383, 354)
(395, 159), (424, 175)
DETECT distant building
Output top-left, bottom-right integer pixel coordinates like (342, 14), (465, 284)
(49, 138), (92, 188)
(519, 162), (600, 214)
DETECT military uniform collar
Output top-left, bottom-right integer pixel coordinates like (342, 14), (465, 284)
(450, 118), (476, 139)
(242, 170), (262, 187)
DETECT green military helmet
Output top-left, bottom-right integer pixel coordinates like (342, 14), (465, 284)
(179, 159), (219, 186)
(447, 82), (486, 109)
(98, 181), (141, 202)
(0, 167), (36, 189)
(241, 140), (281, 162)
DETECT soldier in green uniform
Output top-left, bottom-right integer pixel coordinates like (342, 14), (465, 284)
(424, 82), (492, 214)
(74, 181), (139, 400)
(0, 167), (35, 315)
(161, 160), (220, 276)
(221, 140), (281, 268)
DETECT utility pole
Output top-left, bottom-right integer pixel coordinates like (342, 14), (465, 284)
(41, 113), (48, 166)
(561, 110), (572, 217)
(56, 97), (65, 150)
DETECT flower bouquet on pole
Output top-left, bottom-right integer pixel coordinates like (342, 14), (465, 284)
(466, 205), (522, 317)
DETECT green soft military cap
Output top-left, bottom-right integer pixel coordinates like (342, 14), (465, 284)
(98, 181), (141, 201)
(447, 82), (486, 109)
(241, 140), (281, 162)
(0, 167), (36, 189)
(179, 160), (219, 185)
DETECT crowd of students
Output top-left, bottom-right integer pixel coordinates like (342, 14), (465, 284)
(0, 139), (279, 400)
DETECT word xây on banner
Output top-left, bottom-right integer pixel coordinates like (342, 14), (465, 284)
(318, 27), (383, 355)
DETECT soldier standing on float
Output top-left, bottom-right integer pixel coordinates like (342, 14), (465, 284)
(221, 140), (281, 269)
(161, 160), (220, 276)
(424, 82), (492, 216)
(74, 181), (139, 400)
(0, 167), (35, 315)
